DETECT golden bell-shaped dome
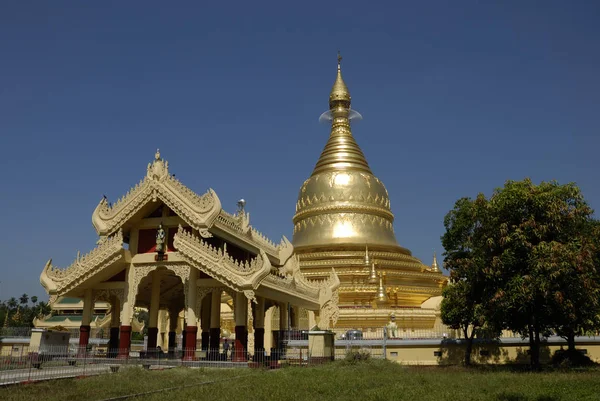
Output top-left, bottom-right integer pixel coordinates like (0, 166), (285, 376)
(292, 55), (399, 251)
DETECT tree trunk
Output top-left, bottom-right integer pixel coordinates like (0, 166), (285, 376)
(532, 325), (541, 371)
(567, 331), (576, 352)
(528, 323), (537, 370)
(463, 327), (473, 366)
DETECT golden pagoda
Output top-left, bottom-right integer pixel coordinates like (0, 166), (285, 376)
(293, 54), (448, 334)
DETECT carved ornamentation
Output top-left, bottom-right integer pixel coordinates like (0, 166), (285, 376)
(213, 211), (281, 257)
(318, 289), (339, 329)
(293, 214), (394, 234)
(198, 229), (213, 238)
(194, 286), (223, 318)
(147, 149), (169, 182)
(91, 152), (221, 237)
(164, 264), (190, 311)
(93, 289), (125, 306)
(247, 297), (254, 352)
(41, 230), (124, 294)
(173, 226), (271, 292)
(126, 265), (156, 322)
(243, 290), (256, 304)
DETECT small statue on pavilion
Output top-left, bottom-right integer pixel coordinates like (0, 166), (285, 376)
(386, 313), (398, 338)
(156, 223), (166, 254)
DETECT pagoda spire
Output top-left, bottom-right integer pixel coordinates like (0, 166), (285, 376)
(363, 244), (371, 266)
(376, 272), (388, 304)
(431, 251), (440, 273)
(311, 53), (371, 175)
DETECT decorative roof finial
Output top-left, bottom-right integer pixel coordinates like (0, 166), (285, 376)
(363, 244), (370, 266)
(368, 262), (378, 284)
(431, 250), (440, 273)
(376, 272), (388, 304)
(329, 52), (351, 110)
(155, 149), (161, 161)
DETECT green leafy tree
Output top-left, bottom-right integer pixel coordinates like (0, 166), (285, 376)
(484, 179), (597, 369)
(30, 296), (38, 306)
(19, 294), (29, 307)
(36, 301), (51, 318)
(441, 196), (498, 365)
(7, 297), (18, 311)
(536, 220), (600, 351)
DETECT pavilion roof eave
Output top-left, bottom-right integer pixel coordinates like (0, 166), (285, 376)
(41, 230), (127, 299)
(255, 282), (320, 310)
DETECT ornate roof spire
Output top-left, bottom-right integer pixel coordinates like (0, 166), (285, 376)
(363, 244), (371, 266)
(312, 53), (371, 175)
(376, 272), (388, 304)
(431, 251), (440, 273)
(329, 51), (351, 110)
(367, 262), (378, 284)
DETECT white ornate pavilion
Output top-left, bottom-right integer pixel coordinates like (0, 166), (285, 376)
(40, 150), (339, 360)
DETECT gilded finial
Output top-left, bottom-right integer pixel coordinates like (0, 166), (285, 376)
(376, 272), (388, 304)
(363, 244), (370, 266)
(431, 250), (440, 273)
(329, 52), (351, 110)
(368, 262), (378, 284)
(155, 149), (161, 161)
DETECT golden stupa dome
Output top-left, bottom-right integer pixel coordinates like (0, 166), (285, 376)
(292, 55), (399, 251)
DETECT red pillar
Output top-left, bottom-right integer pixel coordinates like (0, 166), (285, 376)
(183, 326), (197, 361)
(78, 325), (91, 356)
(233, 325), (247, 362)
(117, 325), (132, 359)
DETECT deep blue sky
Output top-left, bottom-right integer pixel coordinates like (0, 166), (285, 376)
(1, 1), (598, 300)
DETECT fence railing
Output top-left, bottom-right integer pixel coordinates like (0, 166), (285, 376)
(0, 345), (261, 385)
(0, 327), (33, 338)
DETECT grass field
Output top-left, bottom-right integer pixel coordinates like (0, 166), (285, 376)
(2, 360), (600, 401)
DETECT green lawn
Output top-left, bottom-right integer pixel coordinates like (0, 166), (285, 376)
(2, 361), (600, 401)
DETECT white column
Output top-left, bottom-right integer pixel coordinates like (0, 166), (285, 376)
(264, 307), (273, 351)
(186, 268), (198, 325)
(149, 270), (161, 327)
(82, 289), (93, 326)
(120, 266), (133, 325)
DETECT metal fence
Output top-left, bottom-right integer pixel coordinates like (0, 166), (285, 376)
(0, 327), (33, 338)
(0, 345), (257, 386)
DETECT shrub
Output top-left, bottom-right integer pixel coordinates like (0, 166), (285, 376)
(344, 348), (371, 364)
(551, 349), (595, 368)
